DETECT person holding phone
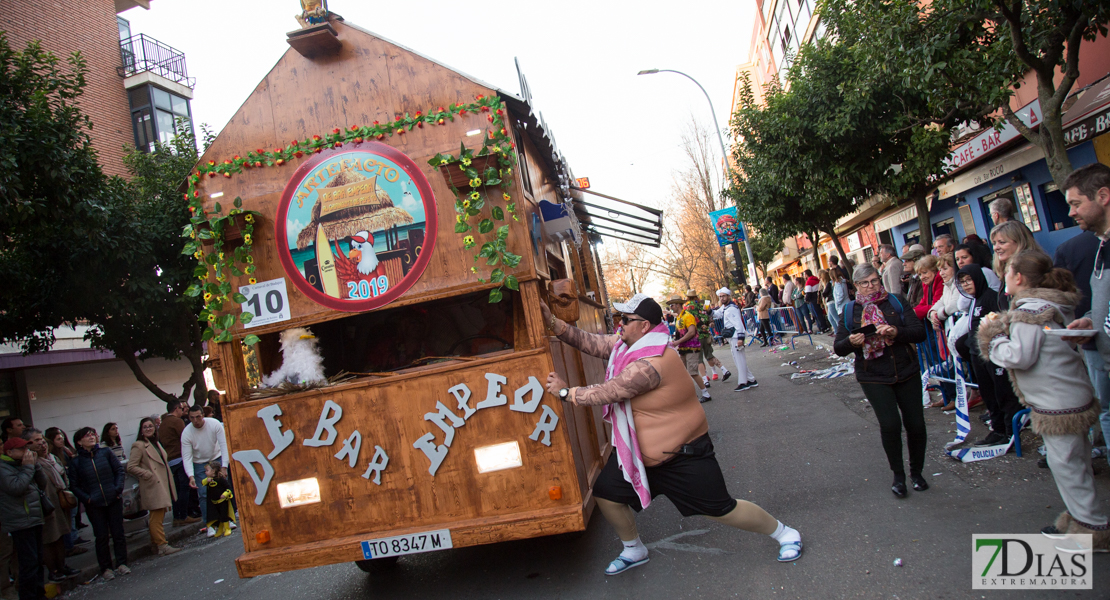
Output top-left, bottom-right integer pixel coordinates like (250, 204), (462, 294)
(834, 263), (928, 498)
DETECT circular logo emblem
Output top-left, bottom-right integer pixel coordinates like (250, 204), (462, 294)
(275, 143), (437, 312)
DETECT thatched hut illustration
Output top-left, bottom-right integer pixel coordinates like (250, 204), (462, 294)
(295, 165), (420, 298)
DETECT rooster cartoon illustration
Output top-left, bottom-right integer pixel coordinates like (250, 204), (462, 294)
(335, 230), (389, 298)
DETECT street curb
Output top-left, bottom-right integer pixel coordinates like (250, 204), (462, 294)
(63, 523), (202, 591)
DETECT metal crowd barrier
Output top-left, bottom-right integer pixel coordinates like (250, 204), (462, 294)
(740, 308), (761, 346)
(769, 306), (813, 349)
(916, 316), (978, 405)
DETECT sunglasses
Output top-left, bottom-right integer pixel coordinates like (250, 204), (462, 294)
(620, 315), (647, 325)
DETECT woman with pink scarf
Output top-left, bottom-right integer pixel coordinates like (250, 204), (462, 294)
(834, 264), (929, 498)
(542, 294), (803, 575)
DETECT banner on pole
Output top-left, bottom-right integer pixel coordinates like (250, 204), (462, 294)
(709, 207), (747, 246)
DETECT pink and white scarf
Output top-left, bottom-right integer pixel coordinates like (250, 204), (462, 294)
(602, 321), (672, 509)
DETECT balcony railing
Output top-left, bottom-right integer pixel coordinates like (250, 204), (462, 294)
(118, 34), (195, 88)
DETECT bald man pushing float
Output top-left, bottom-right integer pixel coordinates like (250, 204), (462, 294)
(542, 293), (803, 575)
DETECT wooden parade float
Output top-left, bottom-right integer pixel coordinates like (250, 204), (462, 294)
(183, 7), (659, 579)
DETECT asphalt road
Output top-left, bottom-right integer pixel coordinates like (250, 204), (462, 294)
(63, 338), (1109, 600)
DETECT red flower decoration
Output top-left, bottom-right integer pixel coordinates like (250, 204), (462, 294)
(223, 172), (231, 178)
(233, 155), (241, 160)
(223, 159), (232, 164)
(376, 134), (384, 140)
(312, 135), (321, 141)
(437, 118), (445, 125)
(373, 120), (380, 126)
(417, 122), (423, 129)
(256, 149), (265, 154)
(254, 161), (262, 167)
(334, 141), (343, 147)
(414, 111), (423, 117)
(436, 106), (444, 113)
(274, 148), (282, 153)
(276, 158), (284, 165)
(242, 161), (251, 169)
(353, 137), (362, 143)
(291, 140), (299, 146)
(313, 148), (322, 154)
(208, 172), (217, 178)
(396, 128), (404, 135)
(487, 115), (494, 122)
(332, 127), (340, 134)
(294, 151), (304, 157)
(351, 125), (359, 131)
(193, 190), (200, 198)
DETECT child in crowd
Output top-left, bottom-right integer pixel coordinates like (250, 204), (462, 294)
(202, 460), (236, 538)
(977, 250), (1108, 552)
(957, 264), (1021, 446)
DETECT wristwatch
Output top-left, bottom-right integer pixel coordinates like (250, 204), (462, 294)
(558, 388), (570, 401)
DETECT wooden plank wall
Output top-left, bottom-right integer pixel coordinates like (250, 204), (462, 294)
(194, 21), (538, 346)
(226, 350), (578, 554)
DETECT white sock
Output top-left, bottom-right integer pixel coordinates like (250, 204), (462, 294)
(770, 521), (800, 545)
(619, 537), (648, 561)
(701, 388), (711, 398)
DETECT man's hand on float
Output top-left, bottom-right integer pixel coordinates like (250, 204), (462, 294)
(545, 372), (568, 396)
(540, 300), (553, 326)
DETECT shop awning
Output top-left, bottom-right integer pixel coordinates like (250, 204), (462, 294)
(570, 187), (663, 247)
(1061, 75), (1110, 148)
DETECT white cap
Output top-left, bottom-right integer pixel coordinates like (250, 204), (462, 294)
(715, 287), (732, 296)
(613, 293), (651, 314)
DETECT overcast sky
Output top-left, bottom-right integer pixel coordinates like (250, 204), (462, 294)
(121, 0), (756, 216)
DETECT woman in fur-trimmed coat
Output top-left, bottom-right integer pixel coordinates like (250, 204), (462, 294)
(977, 250), (1108, 551)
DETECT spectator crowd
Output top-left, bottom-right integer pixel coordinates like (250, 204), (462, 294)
(655, 162), (1110, 553)
(0, 390), (233, 598)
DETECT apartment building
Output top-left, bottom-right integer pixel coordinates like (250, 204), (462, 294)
(1, 0), (201, 450)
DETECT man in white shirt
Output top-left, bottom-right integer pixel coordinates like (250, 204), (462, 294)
(181, 405), (230, 528)
(780, 278), (795, 308)
(713, 288), (758, 392)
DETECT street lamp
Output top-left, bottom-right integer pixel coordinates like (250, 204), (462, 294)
(637, 68), (757, 287)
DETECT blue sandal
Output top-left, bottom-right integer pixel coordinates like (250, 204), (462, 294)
(605, 555), (649, 575)
(777, 541), (803, 562)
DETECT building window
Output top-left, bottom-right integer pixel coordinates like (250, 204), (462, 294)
(932, 218), (956, 243)
(117, 17), (131, 41)
(0, 372), (17, 420)
(128, 84), (192, 152)
(1041, 183), (1077, 231)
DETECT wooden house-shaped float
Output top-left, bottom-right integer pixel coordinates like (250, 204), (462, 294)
(190, 12), (660, 578)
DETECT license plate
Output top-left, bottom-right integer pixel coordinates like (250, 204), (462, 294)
(360, 529), (453, 560)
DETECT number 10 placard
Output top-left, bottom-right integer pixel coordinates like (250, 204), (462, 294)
(239, 278), (292, 329)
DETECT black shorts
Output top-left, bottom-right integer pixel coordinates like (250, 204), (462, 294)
(593, 433), (737, 517)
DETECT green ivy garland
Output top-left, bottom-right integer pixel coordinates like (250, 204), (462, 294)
(181, 94), (520, 344)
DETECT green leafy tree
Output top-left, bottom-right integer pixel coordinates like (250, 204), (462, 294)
(92, 124), (213, 404)
(730, 33), (990, 251)
(729, 44), (896, 258)
(822, 0), (1110, 190)
(0, 35), (114, 349)
(0, 35), (210, 404)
